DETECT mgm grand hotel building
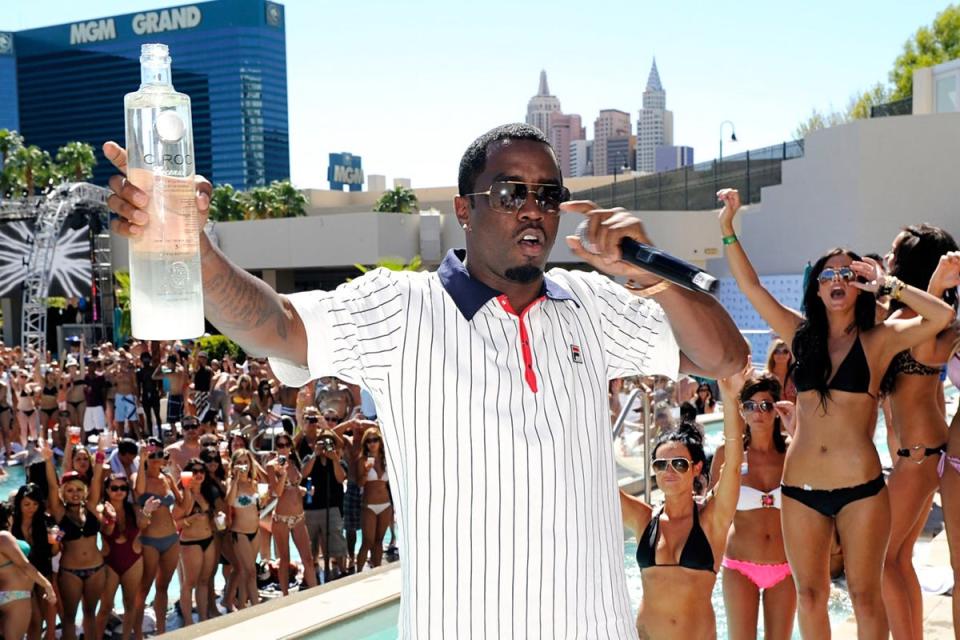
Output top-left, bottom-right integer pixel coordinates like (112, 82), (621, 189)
(0, 0), (290, 190)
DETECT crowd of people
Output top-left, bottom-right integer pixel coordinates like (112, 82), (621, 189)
(618, 189), (960, 639)
(0, 340), (395, 639)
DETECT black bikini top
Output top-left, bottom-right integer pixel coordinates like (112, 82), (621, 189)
(793, 335), (871, 395)
(59, 509), (100, 542)
(636, 504), (715, 573)
(879, 350), (942, 395)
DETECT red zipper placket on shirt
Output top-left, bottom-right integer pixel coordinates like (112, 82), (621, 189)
(496, 294), (545, 393)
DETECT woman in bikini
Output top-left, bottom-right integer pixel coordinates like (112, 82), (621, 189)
(42, 442), (106, 640)
(764, 338), (797, 403)
(878, 227), (959, 639)
(12, 365), (40, 444)
(175, 458), (218, 624)
(226, 448), (262, 609)
(229, 374), (255, 426)
(709, 374), (795, 640)
(0, 504), (57, 640)
(12, 483), (59, 640)
(133, 438), (182, 635)
(97, 472), (151, 640)
(63, 359), (86, 434)
(199, 445), (229, 614)
(267, 434), (317, 595)
(619, 363), (746, 639)
(356, 427), (392, 571)
(38, 367), (61, 442)
(718, 188), (955, 638)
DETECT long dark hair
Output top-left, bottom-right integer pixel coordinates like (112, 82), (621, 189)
(739, 375), (787, 453)
(694, 384), (715, 414)
(652, 422), (708, 495)
(12, 483), (52, 559)
(888, 224), (959, 312)
(273, 434), (301, 470)
(102, 473), (137, 524)
(184, 457), (219, 511)
(793, 248), (876, 406)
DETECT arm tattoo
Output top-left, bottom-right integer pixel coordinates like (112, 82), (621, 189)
(201, 240), (289, 343)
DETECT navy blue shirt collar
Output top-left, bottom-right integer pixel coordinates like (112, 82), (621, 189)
(437, 249), (576, 320)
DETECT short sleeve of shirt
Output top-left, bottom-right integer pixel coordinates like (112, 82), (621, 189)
(586, 271), (680, 381)
(268, 269), (405, 388)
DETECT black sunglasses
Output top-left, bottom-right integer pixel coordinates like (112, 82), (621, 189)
(817, 267), (855, 284)
(742, 400), (775, 413)
(108, 484), (129, 492)
(367, 437), (381, 443)
(182, 422), (200, 431)
(464, 180), (570, 215)
(276, 441), (292, 449)
(325, 416), (340, 423)
(306, 417), (320, 424)
(652, 457), (691, 473)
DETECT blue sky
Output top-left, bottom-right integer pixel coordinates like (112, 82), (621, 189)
(6, 0), (953, 188)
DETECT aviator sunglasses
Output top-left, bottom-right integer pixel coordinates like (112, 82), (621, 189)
(651, 457), (691, 473)
(817, 267), (855, 284)
(464, 180), (571, 215)
(741, 400), (776, 413)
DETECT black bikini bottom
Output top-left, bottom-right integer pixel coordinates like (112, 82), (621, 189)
(781, 473), (885, 518)
(181, 536), (214, 552)
(231, 530), (257, 544)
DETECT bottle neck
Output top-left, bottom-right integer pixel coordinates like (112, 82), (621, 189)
(140, 62), (172, 88)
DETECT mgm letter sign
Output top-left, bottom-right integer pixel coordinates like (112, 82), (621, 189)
(327, 152), (364, 192)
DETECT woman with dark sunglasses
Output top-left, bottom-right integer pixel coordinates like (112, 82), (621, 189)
(12, 483), (59, 640)
(764, 338), (797, 403)
(41, 442), (106, 640)
(268, 436), (318, 594)
(96, 473), (148, 640)
(718, 188), (955, 638)
(133, 439), (182, 636)
(198, 445), (229, 616)
(174, 458), (218, 624)
(877, 226), (960, 639)
(356, 427), (391, 572)
(619, 366), (746, 639)
(709, 374), (795, 640)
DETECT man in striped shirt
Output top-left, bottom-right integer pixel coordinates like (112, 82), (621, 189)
(104, 124), (747, 639)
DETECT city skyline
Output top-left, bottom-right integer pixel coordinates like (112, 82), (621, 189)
(4, 0), (952, 189)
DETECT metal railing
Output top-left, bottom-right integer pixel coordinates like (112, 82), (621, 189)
(612, 387), (653, 503)
(573, 140), (804, 211)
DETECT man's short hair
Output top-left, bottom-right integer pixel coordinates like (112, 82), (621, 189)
(458, 123), (554, 199)
(118, 438), (138, 456)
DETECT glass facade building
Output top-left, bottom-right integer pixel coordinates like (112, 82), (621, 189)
(1, 0), (289, 190)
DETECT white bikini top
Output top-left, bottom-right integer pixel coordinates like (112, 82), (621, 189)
(736, 485), (782, 511)
(365, 466), (388, 483)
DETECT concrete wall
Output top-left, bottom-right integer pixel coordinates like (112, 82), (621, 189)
(708, 111), (960, 277)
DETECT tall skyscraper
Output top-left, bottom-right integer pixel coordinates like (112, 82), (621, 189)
(549, 113), (583, 178)
(593, 109), (631, 176)
(1, 0), (290, 189)
(636, 58), (673, 173)
(525, 70), (583, 177)
(526, 70), (561, 135)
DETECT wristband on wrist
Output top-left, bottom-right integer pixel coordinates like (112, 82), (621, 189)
(722, 234), (739, 245)
(624, 279), (672, 297)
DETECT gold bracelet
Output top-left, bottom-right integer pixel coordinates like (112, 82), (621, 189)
(624, 279), (672, 297)
(890, 278), (906, 301)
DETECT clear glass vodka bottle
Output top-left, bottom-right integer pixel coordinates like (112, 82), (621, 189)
(124, 43), (204, 339)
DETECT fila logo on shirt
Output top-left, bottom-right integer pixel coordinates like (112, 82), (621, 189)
(570, 344), (583, 364)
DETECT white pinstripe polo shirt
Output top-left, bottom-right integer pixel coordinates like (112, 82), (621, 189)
(269, 249), (679, 639)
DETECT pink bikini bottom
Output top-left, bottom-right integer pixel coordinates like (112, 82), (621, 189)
(721, 556), (793, 590)
(938, 452), (960, 478)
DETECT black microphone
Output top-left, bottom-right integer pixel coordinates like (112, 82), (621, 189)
(575, 220), (719, 294)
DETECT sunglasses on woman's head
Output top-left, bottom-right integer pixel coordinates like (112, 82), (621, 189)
(464, 180), (571, 215)
(817, 267), (855, 284)
(742, 400), (775, 413)
(652, 457), (691, 473)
